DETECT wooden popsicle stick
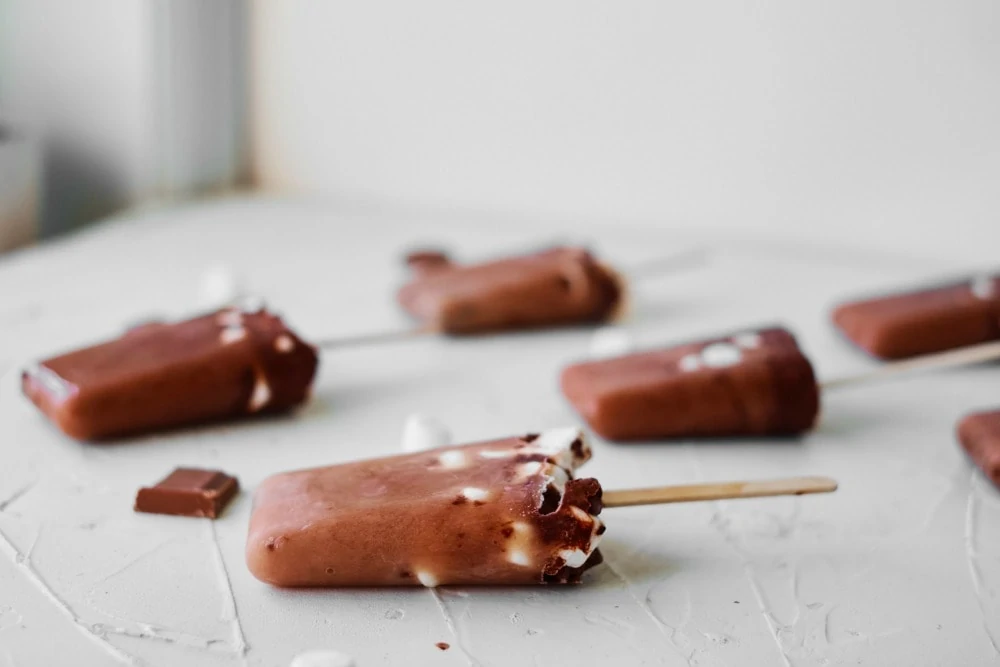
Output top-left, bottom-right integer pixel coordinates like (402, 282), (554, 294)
(820, 340), (1000, 391)
(602, 475), (837, 508)
(314, 325), (435, 350)
(626, 246), (710, 280)
(315, 248), (709, 350)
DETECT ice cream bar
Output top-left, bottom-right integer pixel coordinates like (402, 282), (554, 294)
(957, 408), (1000, 488)
(560, 327), (820, 441)
(22, 306), (318, 440)
(246, 427), (605, 587)
(832, 273), (1000, 359)
(397, 247), (624, 334)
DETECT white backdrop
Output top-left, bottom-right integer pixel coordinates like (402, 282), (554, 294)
(252, 1), (1000, 262)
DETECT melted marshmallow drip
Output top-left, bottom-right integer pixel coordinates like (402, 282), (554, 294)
(700, 342), (742, 368)
(971, 275), (997, 300)
(437, 450), (467, 469)
(249, 375), (272, 412)
(733, 332), (762, 349)
(532, 427), (590, 470)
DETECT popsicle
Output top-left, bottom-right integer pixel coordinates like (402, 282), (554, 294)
(957, 408), (1000, 488)
(22, 305), (318, 440)
(832, 273), (1000, 359)
(396, 246), (625, 335)
(247, 427), (603, 586)
(246, 427), (837, 587)
(560, 327), (820, 441)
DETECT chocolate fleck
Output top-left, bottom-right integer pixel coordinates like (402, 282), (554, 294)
(436, 642), (450, 651)
(501, 526), (514, 538)
(522, 433), (540, 443)
(452, 496), (467, 505)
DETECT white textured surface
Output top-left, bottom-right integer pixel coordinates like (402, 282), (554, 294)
(1, 197), (999, 666)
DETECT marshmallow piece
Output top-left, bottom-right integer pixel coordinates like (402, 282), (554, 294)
(733, 332), (762, 349)
(198, 264), (244, 310)
(700, 342), (742, 368)
(290, 650), (356, 667)
(971, 274), (997, 300)
(678, 354), (701, 372)
(401, 413), (452, 453)
(587, 326), (634, 360)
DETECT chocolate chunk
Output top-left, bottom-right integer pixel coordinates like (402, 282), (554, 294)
(135, 468), (239, 519)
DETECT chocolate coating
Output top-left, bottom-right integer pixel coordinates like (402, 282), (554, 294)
(397, 246), (623, 334)
(957, 408), (1000, 488)
(560, 327), (820, 441)
(21, 307), (318, 441)
(832, 274), (1000, 359)
(246, 429), (604, 587)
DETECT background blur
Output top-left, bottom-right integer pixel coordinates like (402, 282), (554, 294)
(1, 0), (998, 257)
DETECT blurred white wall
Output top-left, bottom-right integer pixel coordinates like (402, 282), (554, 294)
(0, 0), (247, 237)
(252, 1), (1000, 260)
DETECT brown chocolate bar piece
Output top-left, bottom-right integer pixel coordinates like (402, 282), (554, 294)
(560, 327), (820, 441)
(397, 246), (623, 335)
(957, 408), (1000, 488)
(832, 274), (1000, 359)
(21, 306), (319, 440)
(135, 468), (240, 518)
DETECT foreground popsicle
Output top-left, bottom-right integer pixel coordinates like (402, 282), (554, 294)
(560, 327), (820, 441)
(247, 428), (605, 587)
(957, 408), (1000, 488)
(397, 247), (625, 334)
(22, 305), (318, 440)
(832, 273), (1000, 360)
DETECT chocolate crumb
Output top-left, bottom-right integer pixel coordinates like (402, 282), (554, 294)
(500, 526), (514, 538)
(452, 496), (467, 505)
(596, 524), (607, 535)
(522, 433), (539, 443)
(436, 642), (450, 651)
(325, 567), (334, 575)
(473, 500), (485, 507)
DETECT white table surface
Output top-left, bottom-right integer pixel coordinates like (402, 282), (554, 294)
(1, 197), (998, 666)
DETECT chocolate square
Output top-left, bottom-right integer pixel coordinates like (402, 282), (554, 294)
(135, 468), (240, 519)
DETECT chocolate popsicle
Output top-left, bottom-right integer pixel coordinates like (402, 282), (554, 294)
(832, 273), (1000, 360)
(397, 247), (624, 335)
(22, 306), (318, 440)
(560, 327), (820, 441)
(246, 427), (604, 587)
(957, 408), (1000, 488)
